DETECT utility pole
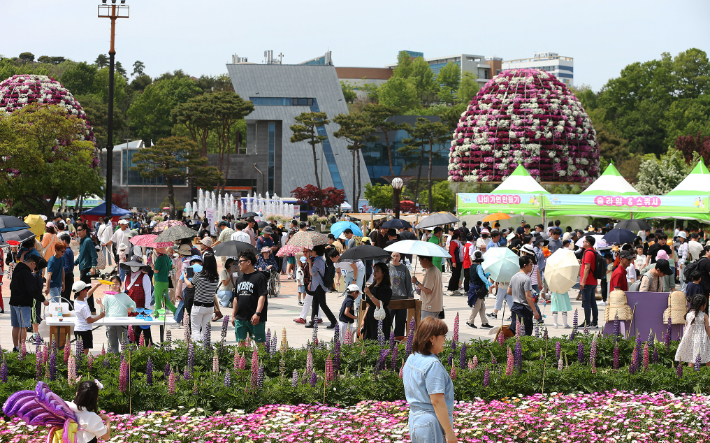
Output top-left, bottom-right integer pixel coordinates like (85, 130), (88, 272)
(98, 0), (129, 218)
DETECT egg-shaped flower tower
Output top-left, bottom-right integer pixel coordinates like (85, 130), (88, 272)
(0, 74), (97, 159)
(448, 69), (598, 184)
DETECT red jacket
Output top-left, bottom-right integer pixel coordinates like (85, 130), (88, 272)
(462, 242), (473, 269)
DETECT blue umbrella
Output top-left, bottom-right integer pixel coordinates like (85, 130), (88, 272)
(482, 247), (520, 282)
(330, 221), (362, 238)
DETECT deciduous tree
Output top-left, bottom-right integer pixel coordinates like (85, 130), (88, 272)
(436, 62), (461, 104)
(130, 136), (223, 216)
(290, 112), (329, 189)
(362, 103), (410, 176)
(333, 113), (376, 211)
(407, 118), (449, 211)
(291, 185), (345, 214)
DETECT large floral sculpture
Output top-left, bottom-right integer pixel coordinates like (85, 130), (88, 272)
(448, 69), (599, 184)
(0, 74), (97, 169)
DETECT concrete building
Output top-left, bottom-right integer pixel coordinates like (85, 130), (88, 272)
(502, 52), (574, 86)
(386, 52), (503, 86)
(226, 62), (370, 205)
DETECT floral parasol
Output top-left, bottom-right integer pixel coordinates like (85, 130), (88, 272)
(152, 220), (184, 233)
(448, 69), (599, 184)
(276, 244), (302, 257)
(286, 231), (329, 250)
(130, 234), (174, 249)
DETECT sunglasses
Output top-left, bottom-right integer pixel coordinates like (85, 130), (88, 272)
(238, 259), (250, 263)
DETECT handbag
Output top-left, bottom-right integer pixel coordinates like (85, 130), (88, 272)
(374, 305), (386, 321)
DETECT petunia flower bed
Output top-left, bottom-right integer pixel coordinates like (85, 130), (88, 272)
(448, 68), (599, 183)
(1, 392), (709, 442)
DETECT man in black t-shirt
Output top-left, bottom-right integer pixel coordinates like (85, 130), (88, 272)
(645, 233), (673, 267)
(231, 249), (268, 344)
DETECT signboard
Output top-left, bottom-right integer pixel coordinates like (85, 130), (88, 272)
(456, 193), (542, 217)
(543, 194), (710, 214)
(206, 208), (215, 234)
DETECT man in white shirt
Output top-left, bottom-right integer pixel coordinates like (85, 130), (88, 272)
(109, 220), (133, 280)
(97, 217), (114, 266)
(677, 232), (689, 291)
(688, 232), (703, 262)
(231, 222), (251, 244)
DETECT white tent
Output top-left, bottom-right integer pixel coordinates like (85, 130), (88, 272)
(667, 161), (710, 195)
(581, 163), (639, 195)
(492, 165), (550, 194)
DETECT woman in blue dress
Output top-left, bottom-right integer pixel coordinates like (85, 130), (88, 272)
(403, 316), (457, 443)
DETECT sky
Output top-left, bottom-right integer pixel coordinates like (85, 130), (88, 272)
(2, 0), (709, 91)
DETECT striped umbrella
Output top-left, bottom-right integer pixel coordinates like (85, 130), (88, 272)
(130, 234), (174, 249)
(152, 220), (184, 233)
(287, 231), (329, 250)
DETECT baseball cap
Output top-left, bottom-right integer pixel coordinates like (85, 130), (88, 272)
(72, 281), (89, 292)
(346, 284), (361, 293)
(655, 259), (673, 276)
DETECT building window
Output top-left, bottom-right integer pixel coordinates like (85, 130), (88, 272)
(121, 149), (185, 186)
(268, 122), (275, 195)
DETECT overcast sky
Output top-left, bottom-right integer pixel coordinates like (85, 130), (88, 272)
(2, 0), (708, 91)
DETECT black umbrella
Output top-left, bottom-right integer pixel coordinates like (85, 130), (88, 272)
(615, 219), (651, 232)
(119, 259), (151, 272)
(339, 245), (390, 262)
(603, 228), (636, 245)
(415, 213), (459, 229)
(0, 215), (30, 233)
(257, 221), (269, 229)
(381, 219), (411, 230)
(119, 213), (132, 220)
(0, 229), (35, 245)
(154, 225), (199, 243)
(241, 212), (258, 218)
(213, 240), (258, 257)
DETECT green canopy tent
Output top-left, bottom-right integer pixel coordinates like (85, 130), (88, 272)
(636, 161), (710, 222)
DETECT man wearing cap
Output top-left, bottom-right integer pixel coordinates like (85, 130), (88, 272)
(76, 223), (98, 313)
(256, 226), (277, 255)
(10, 255), (47, 352)
(639, 259), (673, 292)
(110, 220), (133, 280)
(122, 260), (154, 345)
(610, 251), (633, 292)
(97, 216), (114, 266)
(516, 220), (527, 236)
(338, 284), (360, 342)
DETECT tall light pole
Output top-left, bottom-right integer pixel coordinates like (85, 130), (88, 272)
(98, 0), (129, 218)
(391, 177), (403, 219)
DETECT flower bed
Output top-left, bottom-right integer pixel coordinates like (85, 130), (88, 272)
(1, 391), (708, 442)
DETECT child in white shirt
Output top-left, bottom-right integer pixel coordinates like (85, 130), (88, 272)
(295, 257), (306, 306)
(66, 380), (111, 443)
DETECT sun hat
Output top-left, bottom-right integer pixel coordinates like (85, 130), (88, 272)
(261, 247), (271, 253)
(520, 244), (535, 255)
(200, 238), (213, 247)
(177, 244), (192, 256)
(656, 250), (669, 261)
(118, 219), (129, 225)
(262, 226), (274, 234)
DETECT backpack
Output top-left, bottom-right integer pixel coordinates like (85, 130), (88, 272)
(322, 256), (336, 288)
(586, 250), (606, 280)
(467, 263), (488, 307)
(628, 274), (646, 292)
(684, 256), (706, 283)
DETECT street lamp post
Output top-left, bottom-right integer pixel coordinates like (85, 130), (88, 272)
(98, 0), (129, 218)
(391, 177), (404, 219)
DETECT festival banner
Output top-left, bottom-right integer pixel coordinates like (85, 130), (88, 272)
(456, 193), (543, 217)
(543, 194), (710, 214)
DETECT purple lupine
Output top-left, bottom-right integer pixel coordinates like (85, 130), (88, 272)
(543, 327), (549, 340)
(75, 337), (83, 364)
(577, 341), (584, 364)
(677, 361), (683, 378)
(483, 366), (490, 387)
(635, 334), (643, 372)
(49, 352), (57, 381)
(583, 322), (589, 335)
(103, 357), (109, 369)
(555, 341), (561, 361)
(491, 355), (498, 365)
(570, 309), (578, 340)
(35, 353), (41, 381)
(119, 359), (128, 393)
(447, 353), (454, 369)
(257, 365), (264, 389)
(376, 349), (390, 372)
(188, 342), (195, 372)
(629, 348), (637, 375)
(534, 322), (540, 338)
(164, 363), (171, 378)
(695, 353), (702, 372)
(666, 316), (672, 349)
(460, 343), (467, 370)
(613, 314), (620, 338)
(312, 320), (319, 345)
(183, 366), (191, 381)
(613, 340), (620, 370)
(265, 329), (271, 355)
(146, 357), (153, 386)
(391, 344), (398, 371)
(309, 371), (317, 388)
(648, 328), (654, 345)
(514, 338), (523, 373)
(224, 369), (231, 387)
(203, 322), (211, 350)
(653, 345), (659, 363)
(590, 335), (598, 373)
(408, 317), (416, 336)
(389, 331), (396, 353)
(334, 339), (341, 372)
(221, 315), (230, 344)
(405, 328), (414, 359)
(292, 369), (298, 388)
(377, 320), (385, 348)
(0, 356), (7, 383)
(333, 323), (340, 345)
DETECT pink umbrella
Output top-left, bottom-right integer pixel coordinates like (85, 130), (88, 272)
(276, 244), (302, 257)
(152, 220), (184, 233)
(130, 234), (174, 249)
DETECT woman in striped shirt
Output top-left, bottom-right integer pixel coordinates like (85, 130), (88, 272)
(185, 252), (220, 342)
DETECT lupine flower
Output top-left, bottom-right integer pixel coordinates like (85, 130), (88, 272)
(555, 341), (561, 361)
(344, 327), (353, 345)
(590, 334), (598, 373)
(389, 331), (396, 353)
(234, 351), (240, 370)
(184, 311), (191, 343)
(139, 332), (145, 348)
(695, 353), (702, 372)
(583, 322), (588, 334)
(87, 353), (94, 372)
(334, 339), (341, 372)
(447, 353), (453, 368)
(498, 330), (505, 346)
(391, 343), (398, 371)
(577, 341), (584, 364)
(279, 356), (286, 379)
(613, 340), (620, 370)
(309, 371), (317, 388)
(68, 353), (76, 386)
(168, 369), (176, 394)
(240, 354), (246, 370)
(677, 361), (683, 378)
(103, 356), (109, 369)
(193, 381), (199, 395)
(516, 318), (523, 337)
(63, 340), (70, 364)
(0, 356), (7, 383)
(188, 343), (195, 372)
(405, 327), (414, 358)
(119, 359), (128, 392)
(312, 320), (319, 346)
(613, 314), (620, 337)
(453, 312), (459, 343)
(75, 336), (83, 360)
(224, 369), (231, 387)
(399, 362), (404, 378)
(306, 347), (313, 375)
(648, 328), (654, 345)
(571, 309), (578, 340)
(629, 348), (637, 375)
(35, 352), (41, 381)
(212, 351), (219, 373)
(505, 346), (514, 376)
(460, 343), (467, 370)
(164, 363), (170, 378)
(292, 369), (298, 387)
(376, 349), (390, 373)
(257, 365), (265, 389)
(19, 341), (26, 361)
(42, 345), (48, 365)
(183, 366), (191, 381)
(450, 364), (457, 380)
(147, 357), (153, 386)
(514, 338), (523, 373)
(203, 322), (212, 350)
(666, 316), (672, 348)
(483, 366), (490, 387)
(491, 355), (497, 365)
(164, 329), (171, 351)
(49, 352), (57, 381)
(558, 358), (563, 370)
(326, 354), (334, 383)
(251, 349), (259, 389)
(543, 327), (548, 340)
(377, 320), (384, 347)
(653, 345), (659, 363)
(128, 324), (135, 343)
(472, 355), (478, 370)
(281, 328), (288, 353)
(643, 343), (649, 371)
(221, 315), (229, 344)
(534, 322), (539, 337)
(265, 329), (271, 355)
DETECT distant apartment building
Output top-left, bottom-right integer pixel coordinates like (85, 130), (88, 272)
(386, 52), (503, 86)
(502, 52), (574, 86)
